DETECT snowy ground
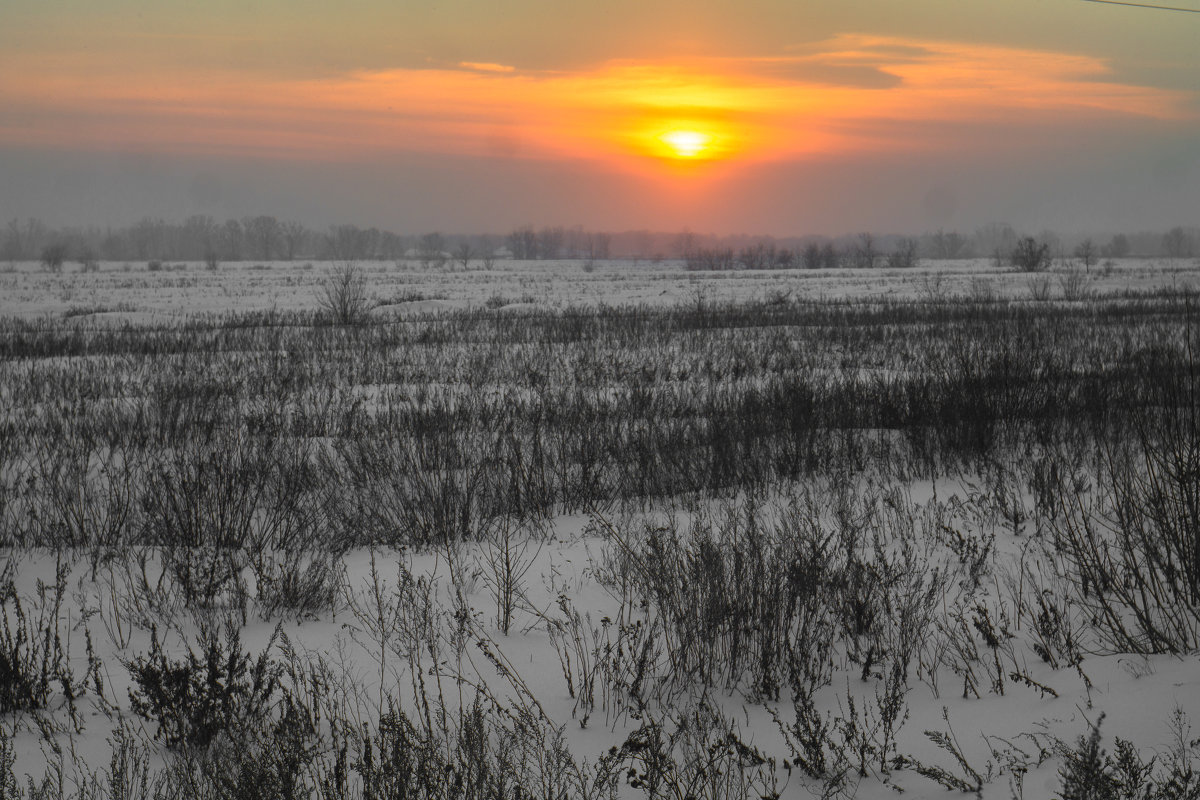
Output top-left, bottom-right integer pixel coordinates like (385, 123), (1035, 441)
(2, 258), (1199, 799)
(4, 487), (1199, 799)
(1, 256), (1197, 319)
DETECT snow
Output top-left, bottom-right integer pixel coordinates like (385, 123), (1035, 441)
(2, 256), (1199, 798)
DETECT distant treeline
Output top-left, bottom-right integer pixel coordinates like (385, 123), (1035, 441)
(2, 215), (1197, 265)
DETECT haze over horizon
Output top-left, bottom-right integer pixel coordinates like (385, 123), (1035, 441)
(1, 1), (1197, 237)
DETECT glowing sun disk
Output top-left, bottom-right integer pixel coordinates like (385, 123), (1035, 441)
(660, 130), (713, 158)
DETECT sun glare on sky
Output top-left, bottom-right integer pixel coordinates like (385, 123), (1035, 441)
(658, 130), (715, 159)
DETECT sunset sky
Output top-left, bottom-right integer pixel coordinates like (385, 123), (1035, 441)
(1, 1), (1197, 236)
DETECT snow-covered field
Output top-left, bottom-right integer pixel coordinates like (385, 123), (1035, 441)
(1, 256), (1196, 318)
(2, 258), (1199, 799)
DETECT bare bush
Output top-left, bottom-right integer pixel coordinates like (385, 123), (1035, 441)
(685, 247), (736, 271)
(1027, 275), (1053, 301)
(480, 518), (542, 635)
(78, 248), (99, 272)
(1011, 237), (1051, 272)
(1050, 347), (1200, 653)
(0, 561), (84, 716)
(969, 277), (997, 303)
(887, 237), (920, 269)
(40, 244), (67, 272)
(1059, 269), (1093, 301)
(318, 261), (370, 324)
(919, 271), (948, 301)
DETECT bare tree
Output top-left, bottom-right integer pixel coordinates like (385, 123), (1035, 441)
(243, 215), (281, 261)
(2, 220), (22, 263)
(974, 222), (1017, 257)
(418, 233), (446, 269)
(221, 218), (244, 261)
(684, 247), (736, 271)
(183, 215), (219, 260)
(326, 224), (367, 261)
(630, 229), (653, 264)
(4, 217), (48, 261)
(588, 232), (611, 261)
(1074, 239), (1097, 273)
(41, 243), (67, 272)
(537, 226), (565, 260)
(853, 233), (877, 269)
(1164, 227), (1191, 259)
(674, 229), (697, 259)
(78, 247), (99, 272)
(802, 242), (822, 270)
(454, 241), (473, 269)
(359, 227), (383, 260)
(1104, 233), (1130, 259)
(738, 243), (773, 270)
(820, 242), (840, 269)
(507, 226), (536, 260)
(928, 229), (969, 260)
(281, 221), (307, 261)
(886, 237), (919, 269)
(475, 234), (498, 269)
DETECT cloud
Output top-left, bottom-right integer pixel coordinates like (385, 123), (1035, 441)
(0, 34), (1192, 171)
(458, 62), (517, 73)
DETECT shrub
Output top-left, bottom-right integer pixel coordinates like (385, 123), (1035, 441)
(205, 702), (320, 800)
(251, 548), (346, 621)
(887, 237), (920, 269)
(1075, 239), (1097, 272)
(40, 244), (67, 272)
(78, 249), (99, 272)
(802, 242), (822, 270)
(480, 519), (542, 635)
(1059, 269), (1093, 301)
(1050, 713), (1198, 800)
(969, 277), (997, 303)
(1057, 716), (1119, 800)
(126, 624), (282, 750)
(0, 724), (17, 798)
(602, 702), (780, 800)
(140, 431), (294, 551)
(1027, 275), (1053, 301)
(1050, 346), (1200, 653)
(1011, 237), (1050, 272)
(327, 435), (496, 547)
(318, 262), (370, 324)
(0, 563), (81, 716)
(685, 248), (736, 271)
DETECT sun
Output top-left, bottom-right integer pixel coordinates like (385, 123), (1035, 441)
(628, 120), (737, 166)
(658, 129), (715, 160)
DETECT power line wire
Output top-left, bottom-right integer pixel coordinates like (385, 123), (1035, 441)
(1081, 0), (1200, 12)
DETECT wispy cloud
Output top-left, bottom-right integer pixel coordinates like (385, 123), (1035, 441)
(0, 35), (1192, 168)
(458, 62), (517, 73)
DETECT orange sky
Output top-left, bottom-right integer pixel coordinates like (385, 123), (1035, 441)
(2, 34), (1191, 166)
(0, 2), (1197, 233)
